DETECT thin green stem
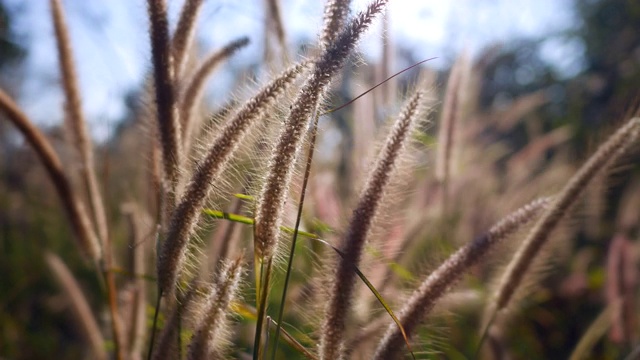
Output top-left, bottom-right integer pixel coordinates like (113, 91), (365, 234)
(268, 317), (318, 360)
(203, 209), (319, 239)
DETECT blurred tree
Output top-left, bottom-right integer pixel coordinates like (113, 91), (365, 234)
(572, 0), (640, 129)
(0, 1), (23, 68)
(476, 0), (640, 144)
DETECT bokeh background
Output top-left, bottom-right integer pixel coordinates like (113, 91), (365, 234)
(1, 0), (640, 358)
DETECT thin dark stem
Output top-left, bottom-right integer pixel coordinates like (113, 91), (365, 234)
(322, 57), (436, 115)
(271, 110), (320, 359)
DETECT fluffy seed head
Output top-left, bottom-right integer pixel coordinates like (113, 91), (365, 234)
(320, 88), (426, 360)
(146, 0), (183, 202)
(373, 197), (551, 359)
(254, 0), (389, 261)
(180, 37), (250, 150)
(172, 0), (204, 77)
(157, 62), (306, 294)
(435, 53), (469, 183)
(187, 256), (244, 360)
(320, 0), (351, 48)
(494, 118), (640, 310)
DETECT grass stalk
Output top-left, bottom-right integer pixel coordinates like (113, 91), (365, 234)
(253, 257), (273, 360)
(45, 252), (107, 360)
(0, 90), (101, 260)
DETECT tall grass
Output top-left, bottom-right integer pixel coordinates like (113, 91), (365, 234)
(0, 0), (639, 359)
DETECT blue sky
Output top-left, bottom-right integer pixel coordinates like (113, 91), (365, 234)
(4, 0), (579, 141)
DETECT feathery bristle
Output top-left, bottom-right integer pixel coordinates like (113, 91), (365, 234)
(320, 88), (425, 360)
(158, 62), (306, 294)
(254, 0), (389, 261)
(373, 197), (550, 360)
(172, 0), (204, 77)
(494, 118), (640, 311)
(180, 37), (250, 151)
(146, 0), (183, 204)
(320, 0), (351, 49)
(187, 256), (244, 360)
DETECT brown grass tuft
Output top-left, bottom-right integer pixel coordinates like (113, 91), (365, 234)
(50, 0), (109, 248)
(320, 0), (352, 49)
(435, 53), (470, 212)
(171, 0), (204, 78)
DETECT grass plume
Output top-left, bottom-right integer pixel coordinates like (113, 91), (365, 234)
(158, 61), (306, 294)
(320, 88), (426, 360)
(373, 197), (551, 359)
(435, 53), (469, 211)
(180, 37), (250, 151)
(320, 0), (352, 48)
(493, 118), (640, 313)
(254, 0), (389, 261)
(171, 0), (204, 77)
(4, 2), (640, 359)
(265, 0), (287, 56)
(187, 255), (244, 359)
(146, 0), (183, 204)
(49, 0), (109, 248)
